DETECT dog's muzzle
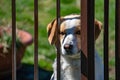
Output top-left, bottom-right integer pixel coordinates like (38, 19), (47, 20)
(63, 43), (81, 58)
(64, 44), (73, 53)
(61, 34), (80, 57)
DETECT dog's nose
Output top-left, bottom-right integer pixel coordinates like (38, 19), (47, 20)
(64, 44), (73, 51)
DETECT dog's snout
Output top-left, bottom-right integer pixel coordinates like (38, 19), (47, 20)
(64, 44), (73, 51)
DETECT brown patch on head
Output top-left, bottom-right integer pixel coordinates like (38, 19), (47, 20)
(60, 22), (66, 33)
(75, 25), (81, 50)
(59, 22), (66, 42)
(94, 20), (102, 40)
(47, 19), (58, 45)
(74, 25), (81, 33)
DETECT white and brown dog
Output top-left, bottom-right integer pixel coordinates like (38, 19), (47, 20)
(47, 14), (104, 80)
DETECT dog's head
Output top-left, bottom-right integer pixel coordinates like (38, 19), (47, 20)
(47, 15), (102, 58)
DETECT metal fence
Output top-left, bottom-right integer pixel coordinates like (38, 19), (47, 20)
(4, 0), (120, 80)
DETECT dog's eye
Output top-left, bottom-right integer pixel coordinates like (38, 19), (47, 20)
(75, 31), (81, 35)
(59, 32), (66, 35)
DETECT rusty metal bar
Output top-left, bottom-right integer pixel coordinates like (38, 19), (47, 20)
(115, 0), (120, 80)
(34, 0), (39, 80)
(81, 0), (95, 80)
(81, 0), (88, 80)
(56, 0), (61, 80)
(104, 0), (109, 80)
(11, 0), (17, 80)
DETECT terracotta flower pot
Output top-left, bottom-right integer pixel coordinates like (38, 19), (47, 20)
(0, 27), (33, 74)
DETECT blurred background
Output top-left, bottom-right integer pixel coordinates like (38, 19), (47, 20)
(0, 0), (115, 80)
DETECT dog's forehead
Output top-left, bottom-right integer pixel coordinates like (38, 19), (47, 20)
(60, 15), (81, 32)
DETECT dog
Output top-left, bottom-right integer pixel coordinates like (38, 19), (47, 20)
(47, 14), (104, 80)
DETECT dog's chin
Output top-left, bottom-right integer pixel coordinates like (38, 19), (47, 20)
(61, 50), (81, 59)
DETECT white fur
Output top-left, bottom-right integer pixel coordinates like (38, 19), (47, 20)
(51, 52), (104, 80)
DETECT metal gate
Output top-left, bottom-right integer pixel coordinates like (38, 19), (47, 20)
(2, 0), (120, 80)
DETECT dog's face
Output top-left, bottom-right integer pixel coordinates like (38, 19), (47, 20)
(47, 15), (102, 58)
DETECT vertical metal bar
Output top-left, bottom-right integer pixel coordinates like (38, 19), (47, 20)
(12, 0), (16, 80)
(87, 0), (95, 80)
(81, 0), (88, 80)
(115, 0), (120, 80)
(34, 0), (38, 80)
(104, 0), (109, 80)
(81, 0), (95, 80)
(56, 0), (61, 80)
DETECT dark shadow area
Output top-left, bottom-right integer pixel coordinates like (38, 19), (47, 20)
(0, 64), (53, 80)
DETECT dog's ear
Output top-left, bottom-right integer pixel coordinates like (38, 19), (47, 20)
(47, 19), (58, 45)
(95, 20), (102, 40)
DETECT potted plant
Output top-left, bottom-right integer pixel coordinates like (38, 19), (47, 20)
(0, 26), (33, 74)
